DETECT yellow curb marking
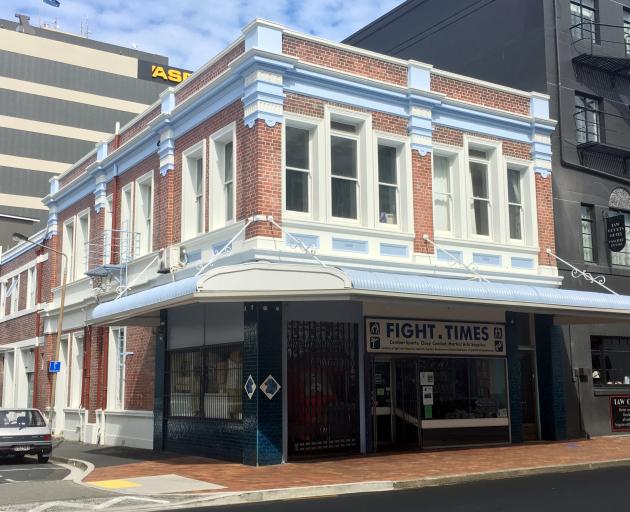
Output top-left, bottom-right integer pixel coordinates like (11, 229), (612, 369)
(89, 479), (142, 489)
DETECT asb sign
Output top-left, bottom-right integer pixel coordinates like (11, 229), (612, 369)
(138, 61), (192, 84)
(366, 317), (506, 356)
(607, 214), (627, 252)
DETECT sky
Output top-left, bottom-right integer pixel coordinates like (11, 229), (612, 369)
(3, 0), (402, 70)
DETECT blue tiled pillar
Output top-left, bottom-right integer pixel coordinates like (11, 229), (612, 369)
(243, 303), (283, 466)
(153, 309), (167, 451)
(506, 312), (523, 444)
(535, 314), (567, 440)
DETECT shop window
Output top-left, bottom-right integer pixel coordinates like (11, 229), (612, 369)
(167, 343), (242, 421)
(377, 144), (399, 225)
(581, 204), (595, 262)
(592, 336), (630, 386)
(285, 126), (311, 214)
(610, 210), (630, 266)
(575, 93), (601, 144)
(433, 155), (453, 233)
(570, 0), (597, 43)
(182, 143), (205, 240)
(469, 148), (491, 237)
(418, 358), (508, 420)
(507, 168), (524, 241)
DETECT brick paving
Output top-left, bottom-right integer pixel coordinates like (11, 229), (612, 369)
(84, 436), (630, 492)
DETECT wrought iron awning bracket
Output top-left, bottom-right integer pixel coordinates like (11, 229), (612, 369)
(423, 234), (491, 283)
(546, 248), (618, 295)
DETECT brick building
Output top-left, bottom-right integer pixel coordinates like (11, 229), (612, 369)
(2, 20), (630, 465)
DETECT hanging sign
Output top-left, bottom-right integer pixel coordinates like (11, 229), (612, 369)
(366, 318), (506, 356)
(610, 396), (630, 432)
(606, 215), (626, 252)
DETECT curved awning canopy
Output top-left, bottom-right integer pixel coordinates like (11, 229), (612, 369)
(89, 262), (630, 326)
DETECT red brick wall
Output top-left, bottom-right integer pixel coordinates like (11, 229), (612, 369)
(284, 93), (408, 136)
(236, 119), (283, 238)
(172, 101), (243, 244)
(412, 151), (434, 254)
(117, 106), (161, 148)
(176, 42), (245, 104)
(124, 326), (154, 411)
(432, 126), (531, 160)
(431, 74), (530, 116)
(535, 174), (556, 265)
(283, 35), (407, 87)
(0, 313), (39, 346)
(58, 154), (97, 190)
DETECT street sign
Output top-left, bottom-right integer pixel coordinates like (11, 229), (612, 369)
(606, 214), (626, 252)
(48, 361), (61, 373)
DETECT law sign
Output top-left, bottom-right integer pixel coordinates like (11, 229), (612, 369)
(366, 317), (506, 356)
(610, 395), (630, 432)
(606, 214), (626, 252)
(48, 361), (61, 373)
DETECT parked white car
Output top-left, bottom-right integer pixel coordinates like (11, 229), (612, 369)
(0, 408), (52, 463)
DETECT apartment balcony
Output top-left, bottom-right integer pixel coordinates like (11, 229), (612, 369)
(570, 22), (630, 79)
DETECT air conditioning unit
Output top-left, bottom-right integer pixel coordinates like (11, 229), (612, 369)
(157, 246), (186, 274)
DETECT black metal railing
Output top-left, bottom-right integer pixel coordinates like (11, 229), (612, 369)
(570, 21), (630, 55)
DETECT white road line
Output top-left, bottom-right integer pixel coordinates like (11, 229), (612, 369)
(0, 467), (65, 472)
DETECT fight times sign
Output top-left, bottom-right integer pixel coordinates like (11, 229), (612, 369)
(366, 317), (506, 356)
(610, 396), (630, 432)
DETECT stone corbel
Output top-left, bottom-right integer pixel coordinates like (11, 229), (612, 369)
(158, 128), (176, 176)
(409, 105), (433, 156)
(46, 202), (58, 239)
(94, 170), (108, 213)
(532, 131), (552, 178)
(242, 69), (284, 128)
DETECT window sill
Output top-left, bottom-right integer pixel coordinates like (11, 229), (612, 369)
(593, 387), (630, 396)
(0, 306), (41, 324)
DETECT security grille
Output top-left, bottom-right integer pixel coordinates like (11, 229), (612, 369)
(287, 321), (359, 457)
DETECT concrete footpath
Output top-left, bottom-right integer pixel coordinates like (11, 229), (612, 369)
(46, 436), (630, 508)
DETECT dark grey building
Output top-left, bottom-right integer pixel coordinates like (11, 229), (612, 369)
(0, 14), (176, 251)
(346, 0), (630, 439)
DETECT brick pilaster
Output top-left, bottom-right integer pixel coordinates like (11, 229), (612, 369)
(412, 150), (434, 254)
(535, 173), (555, 266)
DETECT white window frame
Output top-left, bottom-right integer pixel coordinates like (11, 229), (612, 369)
(103, 194), (113, 264)
(135, 171), (154, 256)
(504, 157), (536, 247)
(107, 327), (127, 411)
(465, 137), (502, 241)
(326, 108), (371, 226)
(75, 209), (90, 280)
(26, 266), (36, 310)
(210, 123), (237, 230)
(374, 134), (411, 232)
(0, 281), (5, 319)
(68, 333), (84, 409)
(182, 140), (206, 240)
(120, 183), (134, 261)
(283, 118), (319, 219)
(9, 275), (19, 314)
(62, 217), (76, 283)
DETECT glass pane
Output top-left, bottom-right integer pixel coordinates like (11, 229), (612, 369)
(509, 204), (522, 240)
(332, 178), (357, 219)
(474, 199), (490, 236)
(379, 185), (397, 224)
(434, 195), (451, 232)
(286, 127), (309, 170)
(470, 162), (488, 199)
(224, 142), (233, 182)
(196, 196), (203, 233)
(226, 182), (233, 220)
(469, 148), (488, 159)
(331, 136), (357, 178)
(286, 169), (309, 213)
(581, 205), (592, 221)
(378, 145), (397, 184)
(507, 169), (521, 204)
(433, 156), (450, 194)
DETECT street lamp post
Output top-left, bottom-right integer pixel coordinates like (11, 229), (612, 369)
(12, 232), (68, 432)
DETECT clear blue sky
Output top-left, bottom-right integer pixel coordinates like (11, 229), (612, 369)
(4, 0), (401, 70)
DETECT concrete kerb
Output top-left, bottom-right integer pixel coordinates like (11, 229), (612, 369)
(50, 455), (95, 483)
(152, 457), (630, 510)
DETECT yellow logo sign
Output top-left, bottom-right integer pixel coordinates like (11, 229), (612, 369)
(151, 65), (192, 84)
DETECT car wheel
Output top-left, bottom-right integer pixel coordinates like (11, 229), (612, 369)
(37, 454), (49, 464)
